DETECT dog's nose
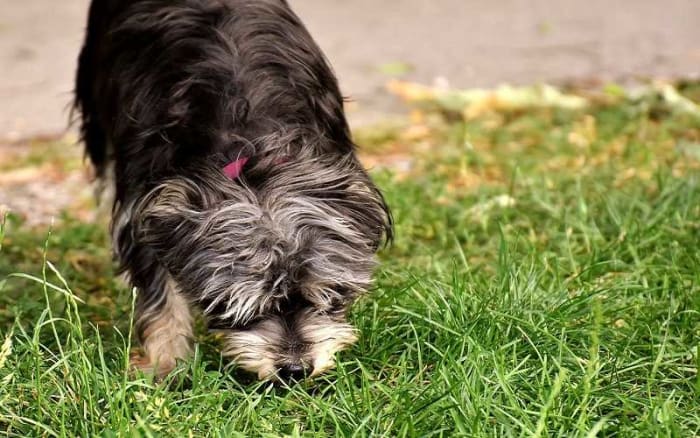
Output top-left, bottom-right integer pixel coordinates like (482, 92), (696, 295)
(277, 363), (312, 382)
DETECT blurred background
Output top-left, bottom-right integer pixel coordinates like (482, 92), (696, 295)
(1, 0), (699, 139)
(1, 0), (699, 221)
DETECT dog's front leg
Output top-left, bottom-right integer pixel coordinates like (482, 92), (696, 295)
(129, 265), (193, 379)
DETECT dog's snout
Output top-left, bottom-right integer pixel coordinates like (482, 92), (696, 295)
(277, 363), (312, 382)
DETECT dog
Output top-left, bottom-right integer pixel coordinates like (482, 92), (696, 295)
(74, 0), (392, 381)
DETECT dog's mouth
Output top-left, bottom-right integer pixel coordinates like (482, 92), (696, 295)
(218, 310), (358, 381)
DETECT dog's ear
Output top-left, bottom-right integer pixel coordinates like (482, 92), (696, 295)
(132, 179), (212, 262)
(343, 174), (393, 251)
(330, 157), (393, 250)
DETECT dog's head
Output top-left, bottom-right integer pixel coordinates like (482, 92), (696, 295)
(131, 151), (391, 380)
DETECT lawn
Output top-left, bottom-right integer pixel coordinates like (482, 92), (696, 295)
(1, 83), (699, 436)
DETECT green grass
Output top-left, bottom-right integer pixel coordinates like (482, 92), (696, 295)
(1, 92), (699, 436)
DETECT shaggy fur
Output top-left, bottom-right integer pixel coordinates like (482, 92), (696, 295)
(74, 0), (392, 381)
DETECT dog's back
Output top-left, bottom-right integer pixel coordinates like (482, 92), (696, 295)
(76, 0), (351, 197)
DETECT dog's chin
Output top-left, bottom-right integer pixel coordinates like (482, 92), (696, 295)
(220, 311), (358, 381)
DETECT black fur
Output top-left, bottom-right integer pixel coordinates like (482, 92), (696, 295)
(75, 0), (392, 380)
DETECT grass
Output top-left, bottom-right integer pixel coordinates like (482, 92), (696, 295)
(1, 87), (699, 436)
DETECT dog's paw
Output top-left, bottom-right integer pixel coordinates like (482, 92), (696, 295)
(129, 350), (175, 380)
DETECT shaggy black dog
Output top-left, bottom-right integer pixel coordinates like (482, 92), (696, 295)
(74, 0), (391, 381)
